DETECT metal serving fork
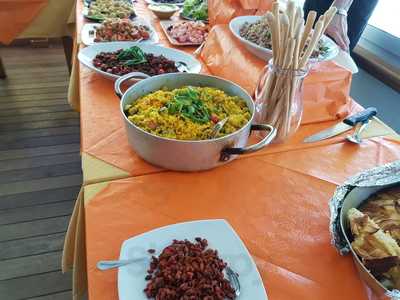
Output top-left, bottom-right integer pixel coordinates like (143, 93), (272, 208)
(226, 266), (241, 297)
(175, 61), (189, 72)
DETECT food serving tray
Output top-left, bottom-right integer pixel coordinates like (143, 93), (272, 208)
(83, 0), (135, 7)
(118, 219), (268, 300)
(229, 15), (339, 62)
(77, 41), (202, 80)
(159, 20), (207, 46)
(81, 18), (159, 46)
(82, 5), (136, 22)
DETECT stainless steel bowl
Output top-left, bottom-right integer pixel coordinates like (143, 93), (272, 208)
(115, 72), (276, 171)
(340, 184), (399, 298)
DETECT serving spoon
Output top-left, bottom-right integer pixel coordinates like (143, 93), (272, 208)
(97, 257), (147, 270)
(175, 61), (189, 72)
(211, 117), (229, 138)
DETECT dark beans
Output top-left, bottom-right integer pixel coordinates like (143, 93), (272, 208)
(144, 238), (236, 300)
(92, 49), (179, 77)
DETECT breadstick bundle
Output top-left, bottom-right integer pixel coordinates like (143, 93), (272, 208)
(255, 1), (337, 142)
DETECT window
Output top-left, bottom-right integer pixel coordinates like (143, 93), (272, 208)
(358, 0), (400, 69)
(367, 0), (400, 39)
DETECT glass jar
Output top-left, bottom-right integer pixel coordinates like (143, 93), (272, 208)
(255, 61), (309, 143)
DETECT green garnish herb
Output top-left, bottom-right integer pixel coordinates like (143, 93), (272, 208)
(166, 87), (210, 123)
(117, 46), (147, 66)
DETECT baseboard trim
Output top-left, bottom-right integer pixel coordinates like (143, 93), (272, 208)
(0, 38), (64, 48)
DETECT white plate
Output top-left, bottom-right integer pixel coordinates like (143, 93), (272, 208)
(82, 5), (136, 22)
(81, 18), (159, 46)
(145, 0), (185, 7)
(229, 15), (339, 63)
(332, 49), (359, 74)
(159, 20), (208, 46)
(78, 41), (202, 80)
(118, 219), (268, 300)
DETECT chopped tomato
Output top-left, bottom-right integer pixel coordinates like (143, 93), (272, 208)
(210, 114), (219, 124)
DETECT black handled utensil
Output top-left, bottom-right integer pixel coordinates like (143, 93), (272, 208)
(304, 107), (377, 143)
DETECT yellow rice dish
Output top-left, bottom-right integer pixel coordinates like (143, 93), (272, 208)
(124, 86), (251, 140)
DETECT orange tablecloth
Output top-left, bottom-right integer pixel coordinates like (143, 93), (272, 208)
(0, 0), (48, 44)
(208, 0), (272, 26)
(84, 154), (400, 300)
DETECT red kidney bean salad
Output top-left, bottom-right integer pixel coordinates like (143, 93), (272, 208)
(92, 46), (178, 76)
(144, 238), (237, 300)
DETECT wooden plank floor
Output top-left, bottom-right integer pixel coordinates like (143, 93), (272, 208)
(0, 45), (81, 299)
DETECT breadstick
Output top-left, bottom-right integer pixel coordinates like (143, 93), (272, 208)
(283, 38), (295, 69)
(299, 11), (316, 54)
(257, 2), (337, 141)
(272, 2), (280, 61)
(286, 1), (296, 37)
(277, 13), (289, 67)
(266, 13), (278, 59)
(293, 7), (303, 37)
(293, 24), (303, 69)
(299, 20), (324, 68)
(322, 6), (337, 33)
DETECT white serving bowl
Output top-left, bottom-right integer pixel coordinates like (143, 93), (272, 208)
(81, 18), (159, 46)
(78, 41), (202, 80)
(229, 15), (339, 62)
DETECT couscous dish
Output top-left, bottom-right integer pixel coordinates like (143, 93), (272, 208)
(124, 86), (251, 140)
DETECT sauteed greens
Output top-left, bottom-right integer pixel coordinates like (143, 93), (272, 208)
(167, 87), (210, 123)
(117, 46), (148, 66)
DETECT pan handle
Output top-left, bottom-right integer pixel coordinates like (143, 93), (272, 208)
(114, 72), (151, 99)
(220, 124), (276, 161)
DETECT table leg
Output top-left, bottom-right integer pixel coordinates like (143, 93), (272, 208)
(0, 56), (6, 79)
(62, 36), (73, 74)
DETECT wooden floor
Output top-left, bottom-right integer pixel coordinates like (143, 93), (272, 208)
(0, 45), (81, 299)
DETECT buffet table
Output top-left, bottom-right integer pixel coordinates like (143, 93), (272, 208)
(63, 1), (400, 299)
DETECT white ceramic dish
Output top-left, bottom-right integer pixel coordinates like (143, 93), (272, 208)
(145, 0), (184, 7)
(81, 18), (159, 46)
(82, 5), (136, 22)
(78, 41), (202, 80)
(118, 219), (268, 300)
(339, 185), (398, 297)
(332, 49), (359, 74)
(229, 15), (339, 62)
(159, 20), (208, 46)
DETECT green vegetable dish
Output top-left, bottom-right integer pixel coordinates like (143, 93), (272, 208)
(86, 0), (135, 21)
(181, 0), (208, 22)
